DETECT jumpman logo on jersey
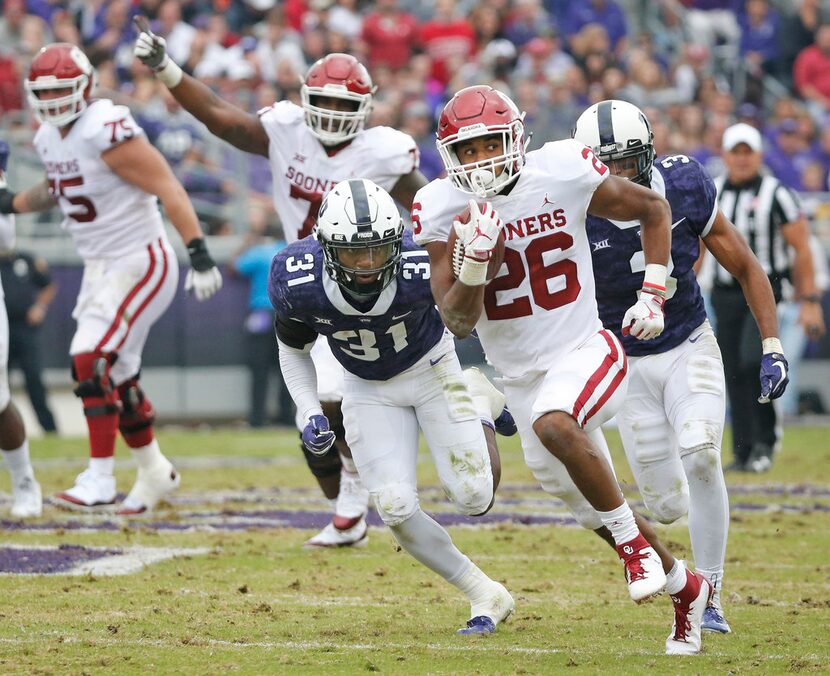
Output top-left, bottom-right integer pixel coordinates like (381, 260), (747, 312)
(541, 193), (556, 208)
(293, 153), (306, 163)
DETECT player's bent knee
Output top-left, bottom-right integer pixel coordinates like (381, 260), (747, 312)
(300, 438), (342, 478)
(681, 444), (722, 483)
(648, 488), (690, 524)
(72, 352), (120, 418)
(451, 476), (494, 517)
(532, 411), (581, 457)
(372, 483), (419, 527)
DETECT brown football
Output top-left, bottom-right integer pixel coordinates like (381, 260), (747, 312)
(447, 203), (506, 281)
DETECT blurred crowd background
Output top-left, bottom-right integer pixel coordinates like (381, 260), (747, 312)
(3, 0), (830, 242)
(2, 0), (830, 426)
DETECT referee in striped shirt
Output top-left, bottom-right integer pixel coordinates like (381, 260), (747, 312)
(710, 123), (825, 472)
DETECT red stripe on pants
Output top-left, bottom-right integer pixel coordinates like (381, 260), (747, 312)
(571, 330), (620, 425)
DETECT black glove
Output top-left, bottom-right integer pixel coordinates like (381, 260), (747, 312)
(0, 189), (16, 215)
(186, 237), (217, 272)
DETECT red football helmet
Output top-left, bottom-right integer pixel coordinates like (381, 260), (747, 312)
(25, 43), (95, 127)
(300, 53), (376, 146)
(437, 85), (527, 197)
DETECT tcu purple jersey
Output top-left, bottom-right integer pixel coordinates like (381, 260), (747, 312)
(588, 155), (718, 356)
(269, 231), (445, 380)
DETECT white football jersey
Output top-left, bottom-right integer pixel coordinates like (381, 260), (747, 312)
(33, 99), (166, 260)
(259, 101), (418, 243)
(413, 139), (609, 379)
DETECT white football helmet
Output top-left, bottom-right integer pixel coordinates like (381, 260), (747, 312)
(572, 100), (655, 186)
(316, 179), (404, 296)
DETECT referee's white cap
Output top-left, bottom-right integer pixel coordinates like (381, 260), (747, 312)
(722, 123), (763, 152)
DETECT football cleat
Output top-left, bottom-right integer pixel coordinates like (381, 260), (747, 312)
(702, 604), (732, 634)
(615, 534), (667, 603)
(117, 458), (180, 515)
(666, 570), (713, 655)
(457, 580), (514, 635)
(10, 475), (42, 518)
(303, 515), (368, 548)
(54, 469), (117, 510)
(332, 468), (369, 530)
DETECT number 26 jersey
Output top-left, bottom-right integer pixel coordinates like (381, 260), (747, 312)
(413, 139), (609, 379)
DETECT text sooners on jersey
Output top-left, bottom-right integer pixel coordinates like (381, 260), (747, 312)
(259, 101), (418, 243)
(413, 139), (610, 379)
(32, 99), (166, 260)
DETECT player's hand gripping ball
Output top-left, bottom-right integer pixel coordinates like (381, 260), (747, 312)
(447, 200), (506, 282)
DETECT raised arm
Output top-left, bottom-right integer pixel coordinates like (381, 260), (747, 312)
(134, 17), (270, 157)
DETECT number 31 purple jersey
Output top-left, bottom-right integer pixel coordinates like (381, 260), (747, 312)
(268, 231), (446, 381)
(587, 155), (718, 357)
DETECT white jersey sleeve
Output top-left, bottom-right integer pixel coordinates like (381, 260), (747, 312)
(80, 99), (146, 153)
(535, 139), (610, 197)
(259, 100), (306, 159)
(358, 126), (419, 191)
(411, 177), (467, 247)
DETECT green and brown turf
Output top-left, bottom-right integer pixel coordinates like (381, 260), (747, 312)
(0, 427), (827, 674)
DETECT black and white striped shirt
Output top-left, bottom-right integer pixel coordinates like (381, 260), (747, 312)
(712, 172), (801, 298)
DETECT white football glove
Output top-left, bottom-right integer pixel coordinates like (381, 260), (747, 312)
(185, 237), (222, 301)
(622, 290), (665, 341)
(133, 16), (182, 87)
(185, 267), (223, 301)
(453, 200), (503, 286)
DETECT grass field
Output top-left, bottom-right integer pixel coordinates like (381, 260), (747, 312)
(0, 426), (828, 674)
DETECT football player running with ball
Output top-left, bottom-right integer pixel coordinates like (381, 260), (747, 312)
(0, 44), (222, 515)
(413, 85), (711, 655)
(135, 18), (427, 548)
(269, 179), (515, 634)
(574, 100), (788, 635)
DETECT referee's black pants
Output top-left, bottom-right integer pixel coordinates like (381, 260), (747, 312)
(711, 286), (777, 465)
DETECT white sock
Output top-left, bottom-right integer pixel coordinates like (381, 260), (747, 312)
(89, 456), (115, 476)
(697, 568), (723, 607)
(3, 441), (33, 483)
(340, 454), (357, 474)
(598, 501), (640, 545)
(683, 450), (729, 584)
(390, 508), (471, 580)
(130, 439), (165, 470)
(328, 498), (337, 512)
(450, 561), (504, 615)
(665, 559), (687, 595)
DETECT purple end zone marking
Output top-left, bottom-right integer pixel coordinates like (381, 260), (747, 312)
(0, 544), (121, 574)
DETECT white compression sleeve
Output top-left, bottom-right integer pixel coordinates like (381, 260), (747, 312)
(277, 339), (323, 422)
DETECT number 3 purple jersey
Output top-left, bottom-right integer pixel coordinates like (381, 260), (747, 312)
(268, 230), (446, 380)
(587, 155), (718, 357)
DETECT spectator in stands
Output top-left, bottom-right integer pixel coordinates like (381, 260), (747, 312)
(766, 117), (817, 190)
(418, 0), (476, 88)
(254, 8), (305, 84)
(513, 33), (573, 85)
(153, 0), (197, 67)
(361, 0), (419, 71)
(739, 0), (780, 77)
(563, 0), (627, 53)
(682, 0), (741, 60)
(0, 248), (57, 433)
(502, 0), (552, 49)
(400, 99), (443, 180)
(778, 0), (822, 90)
(794, 23), (830, 119)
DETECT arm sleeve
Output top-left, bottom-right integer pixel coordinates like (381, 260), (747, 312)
(274, 314), (318, 349)
(277, 338), (324, 422)
(83, 102), (146, 153)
